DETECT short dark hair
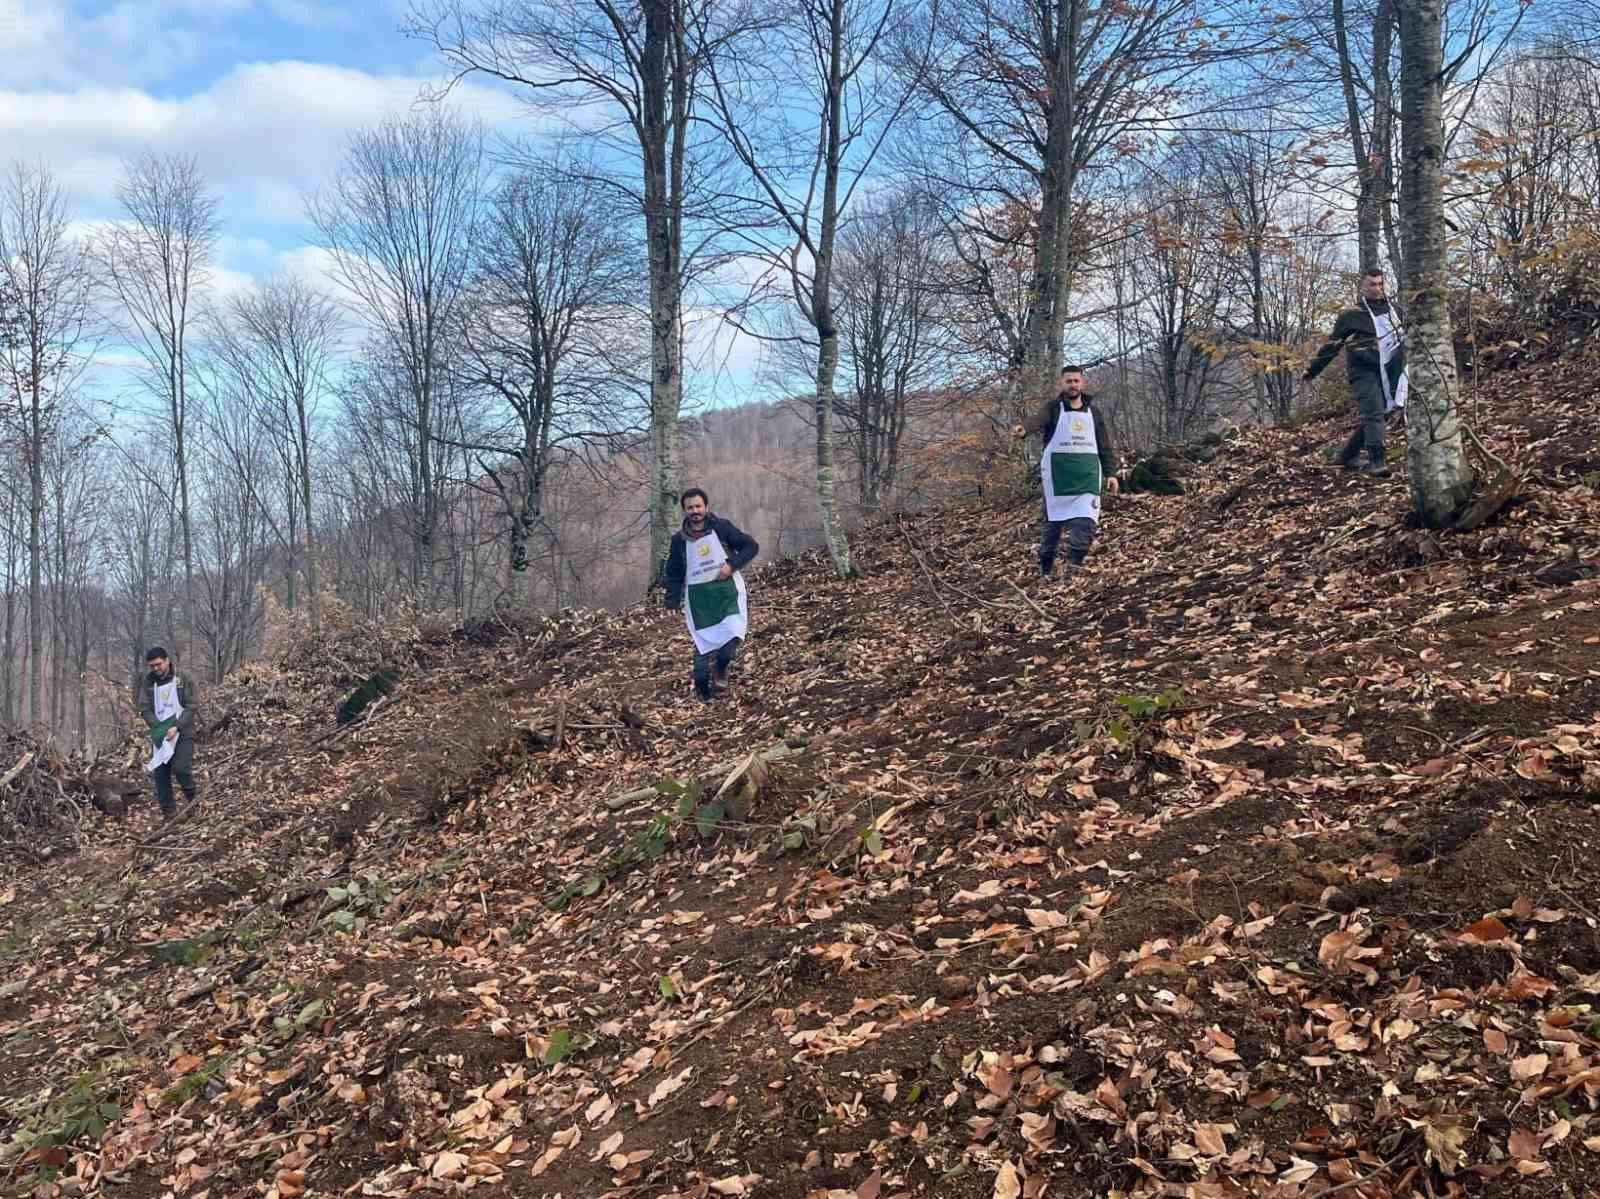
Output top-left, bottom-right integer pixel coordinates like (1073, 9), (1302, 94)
(145, 646), (169, 662)
(1363, 268), (1385, 279)
(1060, 364), (1086, 375)
(679, 487), (709, 508)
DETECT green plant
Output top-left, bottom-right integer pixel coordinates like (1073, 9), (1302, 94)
(145, 935), (221, 967)
(1114, 686), (1187, 719)
(161, 1052), (237, 1108)
(273, 998), (328, 1042)
(323, 875), (393, 935)
(235, 913), (285, 952)
(2, 1072), (121, 1174)
(778, 814), (817, 854)
(546, 776), (734, 911)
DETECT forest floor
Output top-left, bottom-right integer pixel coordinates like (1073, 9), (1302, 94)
(3, 355), (1600, 1199)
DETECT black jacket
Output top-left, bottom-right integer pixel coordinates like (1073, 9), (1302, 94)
(134, 668), (197, 737)
(1303, 300), (1406, 383)
(663, 515), (759, 610)
(1024, 395), (1118, 477)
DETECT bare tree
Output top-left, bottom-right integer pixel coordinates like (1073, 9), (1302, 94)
(308, 106), (482, 601)
(0, 159), (98, 726)
(705, 0), (922, 577)
(409, 0), (747, 589)
(1398, 0), (1474, 525)
(101, 152), (220, 663)
(455, 162), (646, 609)
(899, 0), (1221, 415)
(209, 277), (341, 634)
(831, 192), (952, 510)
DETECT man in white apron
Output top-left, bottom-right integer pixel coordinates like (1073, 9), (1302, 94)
(662, 488), (760, 701)
(134, 646), (199, 818)
(1302, 269), (1406, 478)
(1016, 366), (1120, 577)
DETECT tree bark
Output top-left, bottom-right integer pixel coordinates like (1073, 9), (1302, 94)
(1398, 0), (1474, 526)
(1333, 0), (1383, 272)
(643, 0), (686, 589)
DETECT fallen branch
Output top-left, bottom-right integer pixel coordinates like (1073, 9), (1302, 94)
(895, 518), (956, 620)
(603, 741), (808, 812)
(1005, 579), (1059, 626)
(1453, 423), (1523, 532)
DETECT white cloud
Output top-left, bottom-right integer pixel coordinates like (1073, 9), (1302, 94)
(0, 61), (527, 220)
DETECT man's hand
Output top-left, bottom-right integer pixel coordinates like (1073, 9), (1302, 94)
(1012, 423), (1027, 439)
(718, 563), (733, 581)
(1104, 475), (1120, 496)
(165, 727), (179, 743)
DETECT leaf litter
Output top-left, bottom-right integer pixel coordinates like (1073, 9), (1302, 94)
(2, 354), (1600, 1197)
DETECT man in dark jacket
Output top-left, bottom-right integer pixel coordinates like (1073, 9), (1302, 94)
(662, 488), (760, 701)
(135, 646), (198, 818)
(1015, 365), (1120, 577)
(1302, 269), (1407, 478)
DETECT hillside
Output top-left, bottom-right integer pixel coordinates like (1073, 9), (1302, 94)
(3, 359), (1599, 1199)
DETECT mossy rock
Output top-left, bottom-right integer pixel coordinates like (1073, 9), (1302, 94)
(336, 668), (399, 727)
(1126, 461), (1185, 496)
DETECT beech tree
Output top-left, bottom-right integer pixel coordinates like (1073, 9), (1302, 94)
(409, 0), (745, 587)
(0, 160), (98, 725)
(102, 152), (220, 660)
(309, 107), (481, 599)
(1397, 0), (1474, 525)
(455, 163), (645, 608)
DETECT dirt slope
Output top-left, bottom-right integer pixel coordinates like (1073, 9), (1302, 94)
(3, 359), (1600, 1199)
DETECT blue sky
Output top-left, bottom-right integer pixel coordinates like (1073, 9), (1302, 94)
(0, 1), (782, 401)
(0, 0), (527, 297)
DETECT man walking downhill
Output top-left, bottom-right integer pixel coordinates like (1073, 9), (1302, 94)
(135, 647), (199, 819)
(1016, 365), (1120, 578)
(1302, 268), (1408, 479)
(663, 488), (760, 702)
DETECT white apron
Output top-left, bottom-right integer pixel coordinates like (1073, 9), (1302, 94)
(1364, 298), (1408, 412)
(1040, 402), (1103, 524)
(683, 530), (749, 654)
(144, 677), (184, 772)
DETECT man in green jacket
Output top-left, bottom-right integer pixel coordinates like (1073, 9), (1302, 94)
(1302, 269), (1408, 479)
(135, 646), (198, 818)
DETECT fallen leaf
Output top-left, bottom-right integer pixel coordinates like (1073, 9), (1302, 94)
(993, 1159), (1023, 1199)
(1458, 915), (1511, 943)
(1510, 1053), (1549, 1082)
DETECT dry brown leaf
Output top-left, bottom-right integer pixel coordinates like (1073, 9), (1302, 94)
(1510, 1053), (1549, 1082)
(1458, 915), (1511, 943)
(993, 1159), (1023, 1199)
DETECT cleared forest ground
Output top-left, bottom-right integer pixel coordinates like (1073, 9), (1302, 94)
(3, 354), (1600, 1199)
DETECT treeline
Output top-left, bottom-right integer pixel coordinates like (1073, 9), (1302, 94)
(3, 0), (1600, 749)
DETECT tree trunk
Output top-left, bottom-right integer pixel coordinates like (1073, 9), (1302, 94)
(811, 0), (852, 579)
(298, 396), (320, 635)
(1333, 0), (1382, 271)
(1017, 0), (1081, 406)
(1398, 0), (1474, 526)
(643, 0), (684, 591)
(1373, 0), (1404, 287)
(27, 388), (43, 728)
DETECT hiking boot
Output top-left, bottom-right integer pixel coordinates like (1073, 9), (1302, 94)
(1361, 461), (1391, 479)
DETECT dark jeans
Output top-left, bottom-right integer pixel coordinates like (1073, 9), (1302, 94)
(692, 638), (742, 700)
(152, 735), (197, 815)
(1039, 508), (1097, 575)
(1338, 374), (1387, 466)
